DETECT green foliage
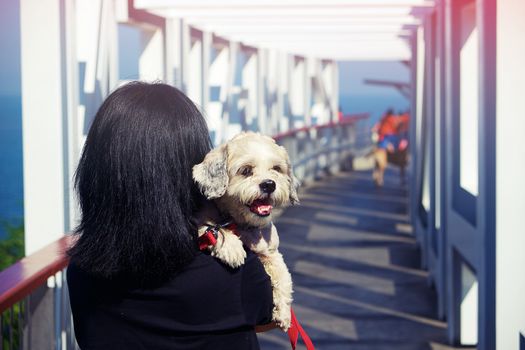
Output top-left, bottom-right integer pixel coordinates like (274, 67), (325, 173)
(0, 222), (24, 271)
(0, 222), (24, 349)
(1, 302), (23, 350)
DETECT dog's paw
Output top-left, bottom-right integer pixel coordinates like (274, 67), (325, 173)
(211, 232), (246, 268)
(273, 306), (292, 331)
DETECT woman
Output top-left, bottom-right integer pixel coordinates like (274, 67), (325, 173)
(67, 82), (274, 349)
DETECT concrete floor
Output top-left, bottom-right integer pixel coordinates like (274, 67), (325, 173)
(258, 168), (464, 350)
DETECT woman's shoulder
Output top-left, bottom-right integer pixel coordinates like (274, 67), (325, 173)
(67, 250), (264, 285)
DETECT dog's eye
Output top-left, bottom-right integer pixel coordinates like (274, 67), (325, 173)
(273, 165), (283, 173)
(240, 167), (253, 177)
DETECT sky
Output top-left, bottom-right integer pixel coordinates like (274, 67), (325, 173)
(0, 0), (21, 96)
(338, 60), (410, 96)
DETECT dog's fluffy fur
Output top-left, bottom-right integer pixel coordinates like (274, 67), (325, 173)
(193, 132), (299, 330)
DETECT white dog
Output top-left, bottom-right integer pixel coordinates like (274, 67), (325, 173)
(193, 132), (299, 330)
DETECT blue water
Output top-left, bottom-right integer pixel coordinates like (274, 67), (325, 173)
(339, 93), (409, 125)
(0, 95), (24, 239)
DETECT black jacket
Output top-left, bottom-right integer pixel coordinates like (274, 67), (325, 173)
(67, 250), (273, 349)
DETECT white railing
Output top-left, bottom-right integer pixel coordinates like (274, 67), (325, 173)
(274, 114), (370, 184)
(0, 236), (75, 350)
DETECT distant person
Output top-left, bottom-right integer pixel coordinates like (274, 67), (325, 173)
(371, 109), (409, 186)
(338, 105), (344, 122)
(67, 82), (275, 349)
(373, 108), (400, 152)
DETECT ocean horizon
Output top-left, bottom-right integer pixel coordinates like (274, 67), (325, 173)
(339, 93), (409, 125)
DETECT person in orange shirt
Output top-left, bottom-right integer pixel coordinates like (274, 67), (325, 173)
(373, 109), (400, 152)
(372, 109), (410, 186)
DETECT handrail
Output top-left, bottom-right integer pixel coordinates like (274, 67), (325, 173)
(0, 235), (73, 314)
(272, 113), (370, 184)
(272, 113), (369, 141)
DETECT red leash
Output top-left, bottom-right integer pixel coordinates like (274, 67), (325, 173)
(198, 222), (238, 250)
(287, 308), (315, 350)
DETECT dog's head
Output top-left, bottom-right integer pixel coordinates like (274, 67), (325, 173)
(193, 132), (300, 228)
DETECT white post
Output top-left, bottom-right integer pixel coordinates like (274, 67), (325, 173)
(180, 19), (191, 94)
(496, 0), (525, 348)
(221, 41), (240, 142)
(303, 56), (312, 126)
(107, 2), (119, 90)
(20, 0), (68, 254)
(266, 50), (279, 135)
(210, 43), (230, 145)
(242, 49), (258, 131)
(225, 41), (241, 140)
(322, 60), (330, 125)
(291, 56), (306, 128)
(257, 48), (268, 134)
(165, 18), (181, 87)
(331, 61), (339, 122)
(278, 51), (291, 132)
(201, 31), (211, 116)
(188, 32), (203, 108)
(139, 26), (164, 82)
(63, 0), (81, 233)
(309, 58), (331, 125)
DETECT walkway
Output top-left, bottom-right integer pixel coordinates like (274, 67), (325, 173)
(258, 168), (459, 350)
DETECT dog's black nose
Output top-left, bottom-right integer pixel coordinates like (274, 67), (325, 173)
(260, 179), (276, 193)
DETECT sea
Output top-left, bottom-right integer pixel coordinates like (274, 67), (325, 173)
(339, 93), (409, 125)
(0, 95), (24, 239)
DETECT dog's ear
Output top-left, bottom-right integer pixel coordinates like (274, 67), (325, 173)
(193, 144), (229, 199)
(289, 171), (300, 205)
(280, 145), (300, 205)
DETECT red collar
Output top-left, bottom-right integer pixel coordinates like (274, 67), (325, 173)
(198, 221), (238, 251)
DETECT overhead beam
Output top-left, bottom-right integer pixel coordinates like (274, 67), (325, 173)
(132, 0), (432, 61)
(227, 35), (412, 47)
(258, 47), (412, 60)
(255, 43), (411, 51)
(146, 7), (428, 18)
(239, 36), (411, 44)
(135, 0), (435, 9)
(364, 79), (411, 99)
(233, 35), (411, 45)
(290, 53), (411, 61)
(194, 24), (417, 34)
(185, 16), (422, 26)
(161, 10), (424, 19)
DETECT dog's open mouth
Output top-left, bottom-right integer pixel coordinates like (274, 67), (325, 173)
(248, 198), (273, 217)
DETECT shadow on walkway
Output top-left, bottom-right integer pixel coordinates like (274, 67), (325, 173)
(258, 168), (465, 350)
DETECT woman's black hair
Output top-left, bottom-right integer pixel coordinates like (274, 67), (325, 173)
(68, 81), (211, 285)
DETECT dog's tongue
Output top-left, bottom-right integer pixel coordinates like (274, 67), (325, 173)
(249, 199), (273, 216)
